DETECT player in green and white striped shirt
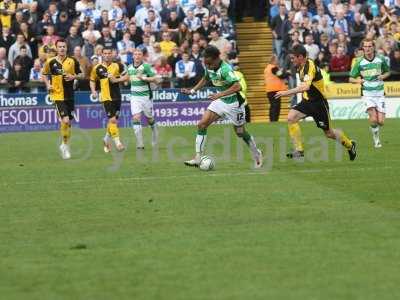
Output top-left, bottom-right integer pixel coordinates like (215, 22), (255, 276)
(350, 39), (391, 148)
(182, 46), (263, 168)
(122, 49), (159, 149)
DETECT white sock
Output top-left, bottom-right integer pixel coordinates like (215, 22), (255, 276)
(133, 123), (144, 147)
(104, 132), (111, 143)
(150, 122), (158, 145)
(247, 135), (260, 159)
(195, 134), (207, 157)
(370, 125), (380, 143)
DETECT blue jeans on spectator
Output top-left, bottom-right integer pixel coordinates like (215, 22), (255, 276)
(273, 39), (283, 64)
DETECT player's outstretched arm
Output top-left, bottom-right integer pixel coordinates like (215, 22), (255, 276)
(273, 82), (310, 99)
(181, 76), (207, 94)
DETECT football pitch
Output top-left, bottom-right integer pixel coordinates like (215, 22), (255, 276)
(1, 119), (400, 300)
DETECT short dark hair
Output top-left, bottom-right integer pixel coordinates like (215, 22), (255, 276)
(19, 45), (27, 50)
(102, 47), (113, 52)
(56, 38), (67, 46)
(203, 45), (220, 59)
(290, 44), (307, 57)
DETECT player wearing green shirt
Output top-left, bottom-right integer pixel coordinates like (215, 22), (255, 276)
(182, 46), (263, 168)
(350, 38), (391, 148)
(122, 49), (159, 149)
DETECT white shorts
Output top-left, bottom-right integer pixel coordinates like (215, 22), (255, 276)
(207, 99), (246, 126)
(130, 96), (153, 118)
(363, 95), (386, 113)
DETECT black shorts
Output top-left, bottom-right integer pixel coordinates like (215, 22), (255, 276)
(55, 99), (74, 120)
(293, 99), (330, 130)
(103, 100), (121, 119)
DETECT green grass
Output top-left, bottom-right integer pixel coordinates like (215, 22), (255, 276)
(1, 119), (400, 300)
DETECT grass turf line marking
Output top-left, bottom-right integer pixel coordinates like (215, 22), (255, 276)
(3, 165), (395, 187)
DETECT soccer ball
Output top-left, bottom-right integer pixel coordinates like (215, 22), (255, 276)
(199, 155), (215, 171)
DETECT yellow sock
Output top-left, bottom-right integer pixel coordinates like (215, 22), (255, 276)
(60, 122), (71, 143)
(339, 131), (352, 150)
(288, 123), (304, 152)
(108, 122), (119, 139)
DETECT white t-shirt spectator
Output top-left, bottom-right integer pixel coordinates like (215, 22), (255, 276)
(117, 39), (135, 64)
(184, 15), (201, 32)
(109, 6), (123, 21)
(304, 43), (320, 60)
(175, 59), (196, 79)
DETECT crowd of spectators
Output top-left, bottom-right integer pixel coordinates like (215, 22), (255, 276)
(269, 0), (400, 83)
(0, 0), (237, 93)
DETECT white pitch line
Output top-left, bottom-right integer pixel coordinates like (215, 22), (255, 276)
(2, 165), (395, 187)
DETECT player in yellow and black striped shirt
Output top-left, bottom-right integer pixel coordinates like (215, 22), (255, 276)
(274, 44), (357, 161)
(42, 39), (82, 160)
(90, 47), (126, 152)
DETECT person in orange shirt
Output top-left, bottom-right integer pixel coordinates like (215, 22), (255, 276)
(264, 55), (287, 122)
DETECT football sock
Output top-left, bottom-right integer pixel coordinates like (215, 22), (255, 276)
(288, 123), (304, 152)
(108, 122), (119, 139)
(242, 131), (259, 158)
(104, 131), (111, 143)
(338, 131), (353, 150)
(149, 119), (158, 144)
(133, 120), (144, 147)
(60, 122), (71, 144)
(195, 128), (207, 156)
(370, 124), (380, 142)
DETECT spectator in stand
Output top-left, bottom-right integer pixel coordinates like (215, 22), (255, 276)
(294, 5), (312, 24)
(221, 42), (238, 67)
(175, 51), (196, 88)
(0, 47), (10, 70)
(36, 10), (53, 36)
(82, 20), (102, 41)
(335, 33), (350, 54)
(315, 50), (330, 67)
(390, 48), (400, 80)
(220, 15), (235, 41)
(127, 23), (144, 46)
(334, 10), (350, 36)
(193, 0), (209, 19)
(42, 25), (59, 47)
(304, 34), (320, 60)
(149, 42), (163, 65)
(271, 4), (287, 64)
(312, 5), (332, 25)
(0, 57), (9, 85)
(180, 0), (196, 15)
(328, 0), (343, 18)
(56, 11), (72, 38)
(197, 16), (216, 41)
(14, 45), (33, 74)
(73, 45), (91, 89)
(177, 22), (190, 46)
(281, 10), (296, 58)
(319, 33), (330, 55)
(264, 54), (287, 122)
(190, 42), (203, 80)
(8, 34), (32, 66)
(108, 0), (124, 22)
(135, 0), (155, 29)
(350, 12), (366, 53)
(82, 33), (97, 59)
(0, 27), (14, 52)
(168, 45), (181, 76)
(160, 31), (177, 58)
(26, 2), (40, 31)
(98, 26), (117, 49)
(137, 33), (155, 59)
(66, 26), (84, 55)
(11, 10), (24, 35)
(80, 1), (101, 22)
(154, 55), (173, 88)
(330, 45), (351, 75)
(8, 61), (29, 93)
(29, 58), (44, 92)
(376, 27), (397, 50)
(184, 9), (202, 32)
(167, 10), (181, 33)
(0, 0), (17, 29)
(96, 10), (110, 31)
(160, 0), (184, 22)
(309, 19), (321, 46)
(117, 32), (135, 65)
(318, 16), (334, 39)
(145, 9), (162, 34)
(208, 28), (229, 52)
(48, 2), (59, 24)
